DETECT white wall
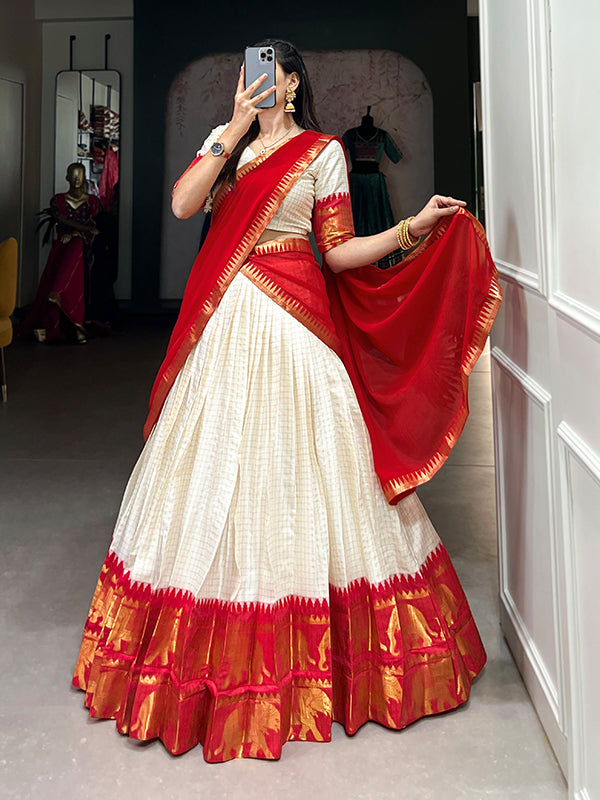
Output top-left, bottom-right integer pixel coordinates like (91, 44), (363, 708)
(481, 0), (600, 796)
(39, 18), (133, 301)
(0, 0), (43, 306)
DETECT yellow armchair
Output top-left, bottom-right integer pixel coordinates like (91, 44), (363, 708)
(0, 237), (18, 402)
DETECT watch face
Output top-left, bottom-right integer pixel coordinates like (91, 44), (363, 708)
(211, 142), (224, 156)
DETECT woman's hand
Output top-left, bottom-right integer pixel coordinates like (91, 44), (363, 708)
(408, 195), (467, 238)
(172, 67), (276, 220)
(228, 66), (276, 139)
(326, 194), (467, 273)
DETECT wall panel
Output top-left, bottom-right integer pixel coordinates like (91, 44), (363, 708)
(558, 424), (600, 800)
(488, 279), (552, 392)
(550, 1), (600, 321)
(491, 349), (562, 739)
(480, 0), (539, 288)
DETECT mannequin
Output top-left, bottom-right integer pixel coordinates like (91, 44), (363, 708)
(342, 107), (403, 267)
(357, 106), (377, 139)
(17, 163), (101, 343)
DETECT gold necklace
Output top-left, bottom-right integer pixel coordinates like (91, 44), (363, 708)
(257, 127), (297, 155)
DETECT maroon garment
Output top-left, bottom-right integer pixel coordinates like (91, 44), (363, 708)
(18, 193), (101, 342)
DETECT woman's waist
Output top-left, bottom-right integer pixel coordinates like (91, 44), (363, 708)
(243, 237), (331, 320)
(250, 235), (314, 258)
(241, 238), (339, 354)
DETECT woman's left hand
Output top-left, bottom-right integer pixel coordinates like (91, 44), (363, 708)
(408, 195), (467, 238)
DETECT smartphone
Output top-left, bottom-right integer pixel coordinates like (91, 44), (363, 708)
(244, 46), (276, 109)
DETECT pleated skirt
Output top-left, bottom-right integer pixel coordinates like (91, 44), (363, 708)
(73, 271), (486, 761)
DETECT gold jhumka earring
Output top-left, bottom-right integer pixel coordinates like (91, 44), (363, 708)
(284, 87), (296, 113)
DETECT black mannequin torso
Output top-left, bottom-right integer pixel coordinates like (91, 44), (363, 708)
(357, 106), (377, 140)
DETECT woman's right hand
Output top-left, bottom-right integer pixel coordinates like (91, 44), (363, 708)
(228, 66), (276, 138)
(172, 67), (275, 220)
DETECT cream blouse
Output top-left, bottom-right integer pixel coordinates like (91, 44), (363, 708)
(198, 124), (352, 244)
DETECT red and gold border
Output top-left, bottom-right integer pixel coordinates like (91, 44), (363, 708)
(73, 543), (485, 761)
(380, 211), (502, 501)
(240, 238), (342, 356)
(313, 192), (355, 253)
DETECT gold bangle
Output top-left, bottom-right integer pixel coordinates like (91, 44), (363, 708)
(396, 217), (419, 250)
(395, 220), (403, 249)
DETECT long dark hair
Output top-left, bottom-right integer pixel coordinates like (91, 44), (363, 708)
(220, 39), (321, 187)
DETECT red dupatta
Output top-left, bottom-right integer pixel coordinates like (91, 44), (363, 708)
(324, 209), (502, 503)
(144, 130), (333, 439)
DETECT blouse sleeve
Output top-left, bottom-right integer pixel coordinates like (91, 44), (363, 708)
(384, 131), (403, 163)
(50, 194), (60, 220)
(196, 123), (229, 157)
(312, 139), (355, 253)
(172, 124), (229, 212)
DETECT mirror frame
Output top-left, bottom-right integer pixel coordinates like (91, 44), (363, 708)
(53, 69), (121, 197)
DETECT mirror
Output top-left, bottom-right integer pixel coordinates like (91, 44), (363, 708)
(55, 70), (120, 194)
(53, 70), (121, 326)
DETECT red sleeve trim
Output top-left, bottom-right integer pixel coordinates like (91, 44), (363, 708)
(313, 192), (354, 253)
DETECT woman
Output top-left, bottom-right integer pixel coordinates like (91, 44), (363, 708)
(19, 163), (100, 344)
(73, 40), (501, 762)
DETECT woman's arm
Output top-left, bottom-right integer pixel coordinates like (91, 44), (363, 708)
(171, 69), (275, 219)
(56, 213), (98, 234)
(325, 195), (467, 273)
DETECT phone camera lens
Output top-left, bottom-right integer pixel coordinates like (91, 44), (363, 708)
(267, 55), (273, 61)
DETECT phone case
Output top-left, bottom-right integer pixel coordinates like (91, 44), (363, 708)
(244, 46), (276, 109)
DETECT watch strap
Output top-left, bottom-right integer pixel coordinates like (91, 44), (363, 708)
(210, 141), (231, 159)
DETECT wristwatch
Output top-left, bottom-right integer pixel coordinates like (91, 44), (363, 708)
(210, 141), (230, 159)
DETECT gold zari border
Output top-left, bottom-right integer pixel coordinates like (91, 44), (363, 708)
(73, 543), (486, 761)
(379, 209), (502, 501)
(240, 238), (341, 355)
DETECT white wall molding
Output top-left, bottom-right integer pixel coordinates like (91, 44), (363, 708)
(495, 258), (543, 295)
(557, 422), (600, 800)
(557, 422), (600, 481)
(550, 291), (600, 342)
(491, 346), (551, 405)
(491, 347), (567, 769)
(526, 0), (556, 299)
(479, 1), (495, 249)
(499, 602), (567, 771)
(499, 588), (559, 717)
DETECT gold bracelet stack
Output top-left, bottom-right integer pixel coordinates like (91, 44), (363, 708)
(396, 217), (419, 250)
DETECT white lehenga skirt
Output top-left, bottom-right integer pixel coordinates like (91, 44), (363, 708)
(73, 272), (486, 761)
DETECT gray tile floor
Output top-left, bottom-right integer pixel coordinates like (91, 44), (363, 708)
(0, 324), (567, 800)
